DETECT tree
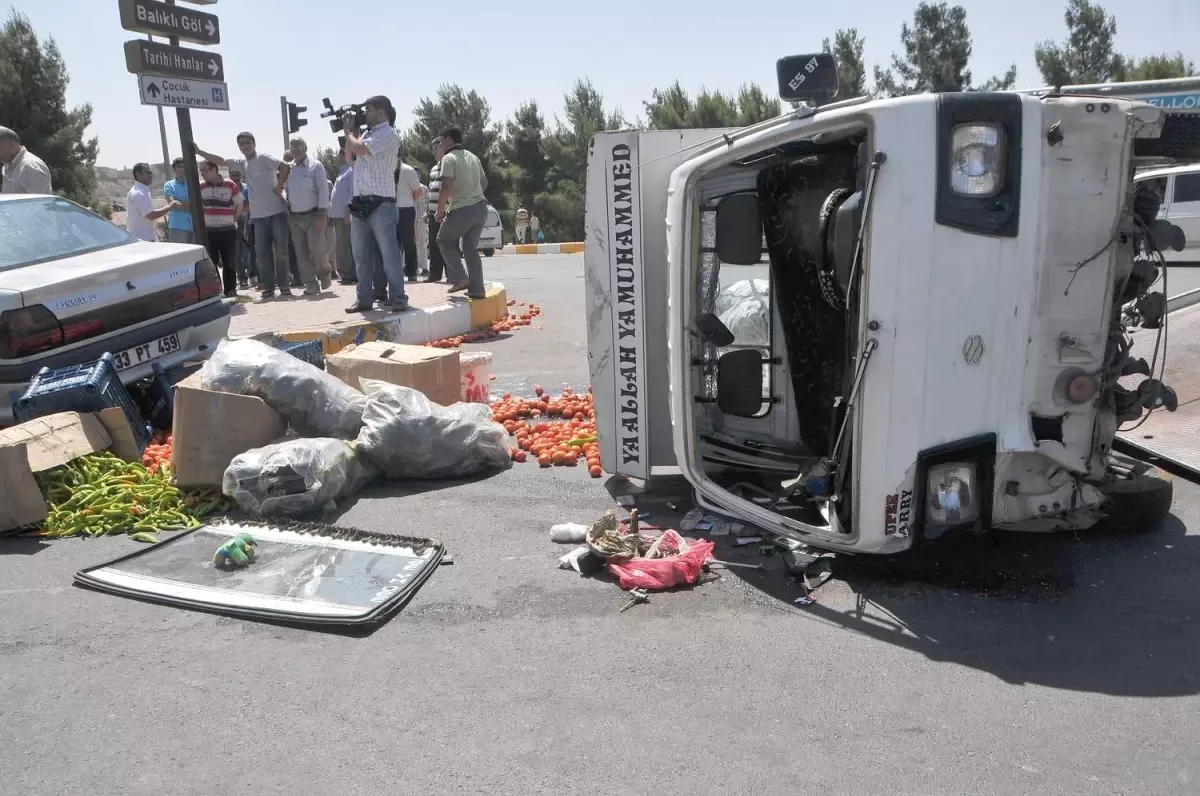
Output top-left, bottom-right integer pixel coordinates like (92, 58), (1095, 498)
(400, 84), (508, 213)
(1034, 0), (1122, 86)
(643, 82), (780, 129)
(1120, 53), (1197, 82)
(499, 101), (549, 213)
(823, 28), (869, 99)
(874, 2), (1016, 96)
(0, 11), (97, 204)
(538, 79), (625, 242)
(314, 145), (340, 180)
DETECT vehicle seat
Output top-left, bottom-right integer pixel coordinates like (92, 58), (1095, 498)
(757, 152), (857, 454)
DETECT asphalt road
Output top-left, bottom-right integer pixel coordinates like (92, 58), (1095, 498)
(2, 254), (1199, 795)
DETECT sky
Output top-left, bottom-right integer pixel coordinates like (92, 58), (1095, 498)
(7, 0), (1199, 168)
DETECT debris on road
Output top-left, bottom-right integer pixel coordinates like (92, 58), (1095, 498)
(224, 437), (379, 517)
(36, 452), (222, 538)
(214, 532), (258, 568)
(550, 522), (589, 544)
(355, 379), (512, 480)
(619, 588), (650, 612)
(490, 386), (602, 476)
(426, 300), (543, 348)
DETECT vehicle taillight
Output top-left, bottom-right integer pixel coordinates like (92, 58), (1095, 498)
(195, 257), (222, 300)
(62, 318), (105, 345)
(0, 305), (63, 359)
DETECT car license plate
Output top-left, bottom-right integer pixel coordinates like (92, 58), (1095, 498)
(112, 333), (181, 372)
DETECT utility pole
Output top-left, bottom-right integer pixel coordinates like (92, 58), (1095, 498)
(165, 0), (208, 251)
(280, 95), (290, 151)
(148, 34), (170, 174)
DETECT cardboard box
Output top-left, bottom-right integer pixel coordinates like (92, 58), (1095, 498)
(0, 412), (116, 532)
(170, 372), (287, 489)
(0, 411), (112, 472)
(326, 342), (460, 406)
(0, 444), (48, 531)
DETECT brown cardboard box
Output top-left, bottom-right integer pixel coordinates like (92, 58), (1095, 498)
(0, 444), (49, 531)
(326, 342), (460, 406)
(0, 411), (112, 472)
(0, 412), (115, 532)
(170, 372), (287, 489)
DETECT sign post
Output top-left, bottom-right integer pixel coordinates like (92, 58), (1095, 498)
(122, 0), (227, 251)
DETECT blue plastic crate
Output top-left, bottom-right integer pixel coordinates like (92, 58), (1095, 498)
(13, 352), (152, 451)
(278, 339), (325, 369)
(140, 362), (200, 432)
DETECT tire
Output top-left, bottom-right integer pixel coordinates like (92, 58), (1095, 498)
(483, 249), (494, 257)
(1098, 463), (1174, 530)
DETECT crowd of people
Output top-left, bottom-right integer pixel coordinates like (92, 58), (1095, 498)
(121, 95), (503, 314)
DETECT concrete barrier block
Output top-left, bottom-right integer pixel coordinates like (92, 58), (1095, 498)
(469, 284), (508, 329)
(426, 302), (470, 341)
(390, 310), (433, 345)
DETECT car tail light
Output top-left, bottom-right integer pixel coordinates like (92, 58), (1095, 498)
(0, 305), (63, 359)
(62, 318), (105, 345)
(195, 257), (222, 301)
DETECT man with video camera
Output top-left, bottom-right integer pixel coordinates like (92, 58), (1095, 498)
(341, 95), (408, 313)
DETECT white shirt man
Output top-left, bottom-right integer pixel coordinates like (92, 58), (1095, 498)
(124, 162), (176, 242)
(395, 162), (421, 209)
(0, 127), (52, 194)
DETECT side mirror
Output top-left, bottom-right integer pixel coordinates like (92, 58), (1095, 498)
(775, 53), (840, 105)
(694, 312), (736, 348)
(717, 348), (765, 418)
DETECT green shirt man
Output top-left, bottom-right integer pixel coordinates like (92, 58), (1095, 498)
(439, 147), (486, 213)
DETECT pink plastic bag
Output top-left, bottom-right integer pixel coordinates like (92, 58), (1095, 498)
(606, 537), (715, 591)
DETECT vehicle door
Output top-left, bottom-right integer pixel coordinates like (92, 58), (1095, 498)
(1162, 170), (1200, 261)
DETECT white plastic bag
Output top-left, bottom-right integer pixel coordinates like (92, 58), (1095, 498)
(713, 278), (769, 316)
(718, 294), (771, 349)
(354, 378), (513, 479)
(200, 338), (367, 439)
(222, 437), (379, 516)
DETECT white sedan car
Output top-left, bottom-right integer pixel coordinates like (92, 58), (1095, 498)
(0, 194), (231, 425)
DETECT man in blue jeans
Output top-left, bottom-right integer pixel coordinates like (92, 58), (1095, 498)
(341, 95), (408, 313)
(195, 134), (291, 299)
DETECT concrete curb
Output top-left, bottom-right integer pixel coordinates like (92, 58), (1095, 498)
(511, 242), (584, 255)
(273, 281), (509, 354)
(1168, 287), (1200, 314)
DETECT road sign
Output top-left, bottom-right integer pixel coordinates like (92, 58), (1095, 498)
(123, 39), (223, 82)
(138, 74), (229, 111)
(119, 0), (220, 45)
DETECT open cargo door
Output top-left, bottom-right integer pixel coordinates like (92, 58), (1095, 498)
(584, 128), (736, 480)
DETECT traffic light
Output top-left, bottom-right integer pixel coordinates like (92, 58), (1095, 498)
(287, 101), (307, 134)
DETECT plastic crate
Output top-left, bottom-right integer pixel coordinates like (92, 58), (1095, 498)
(278, 339), (325, 369)
(139, 362), (201, 432)
(13, 352), (152, 451)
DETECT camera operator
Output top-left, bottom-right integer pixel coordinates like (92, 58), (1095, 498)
(341, 95), (408, 313)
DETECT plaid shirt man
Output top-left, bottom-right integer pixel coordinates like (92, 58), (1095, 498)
(353, 122), (399, 198)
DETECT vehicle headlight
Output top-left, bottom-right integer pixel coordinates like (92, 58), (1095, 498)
(950, 124), (1004, 198)
(927, 463), (979, 525)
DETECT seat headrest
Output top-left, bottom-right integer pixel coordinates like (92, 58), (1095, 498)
(715, 193), (763, 265)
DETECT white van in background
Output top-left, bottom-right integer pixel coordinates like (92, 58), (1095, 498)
(1134, 163), (1200, 263)
(479, 205), (504, 257)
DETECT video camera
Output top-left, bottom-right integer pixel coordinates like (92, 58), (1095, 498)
(321, 97), (367, 149)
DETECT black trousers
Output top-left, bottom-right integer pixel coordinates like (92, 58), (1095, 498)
(427, 214), (446, 281)
(206, 225), (239, 295)
(396, 206), (420, 278)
